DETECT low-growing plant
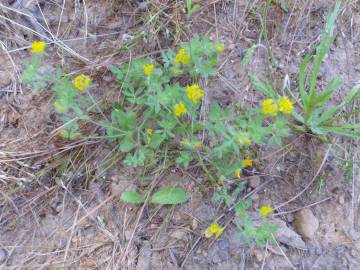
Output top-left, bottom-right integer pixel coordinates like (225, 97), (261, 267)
(22, 34), (297, 247)
(212, 186), (277, 247)
(250, 1), (359, 139)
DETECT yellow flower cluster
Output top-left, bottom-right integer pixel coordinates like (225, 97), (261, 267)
(186, 84), (204, 104)
(242, 159), (253, 167)
(175, 48), (191, 65)
(262, 99), (278, 116)
(262, 97), (293, 116)
(205, 223), (225, 238)
(72, 74), (90, 91)
(174, 102), (187, 117)
(143, 64), (154, 76)
(31, 41), (46, 54)
(260, 205), (273, 217)
(278, 97), (294, 115)
(147, 128), (153, 135)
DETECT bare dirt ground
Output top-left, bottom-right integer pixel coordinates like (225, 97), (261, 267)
(0, 0), (359, 269)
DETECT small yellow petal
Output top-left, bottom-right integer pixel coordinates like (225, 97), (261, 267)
(182, 54), (191, 65)
(242, 159), (253, 167)
(206, 223), (225, 238)
(72, 74), (90, 91)
(174, 102), (187, 117)
(262, 99), (278, 116)
(31, 41), (46, 54)
(260, 205), (273, 217)
(215, 227), (225, 238)
(186, 84), (204, 104)
(210, 223), (220, 233)
(174, 48), (191, 65)
(143, 64), (154, 76)
(278, 97), (294, 115)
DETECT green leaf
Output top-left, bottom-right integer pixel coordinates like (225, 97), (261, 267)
(209, 103), (222, 122)
(111, 110), (137, 131)
(320, 126), (360, 139)
(312, 76), (342, 107)
(249, 74), (278, 99)
(176, 151), (193, 168)
(316, 86), (359, 124)
(241, 46), (256, 67)
(149, 133), (165, 149)
(298, 52), (311, 109)
(124, 147), (147, 167)
(120, 135), (135, 152)
(151, 187), (188, 205)
(308, 2), (341, 100)
(120, 191), (145, 204)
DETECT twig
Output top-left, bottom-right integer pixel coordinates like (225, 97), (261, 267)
(274, 196), (332, 216)
(271, 234), (296, 270)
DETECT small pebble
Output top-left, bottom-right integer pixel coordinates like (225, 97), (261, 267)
(191, 219), (198, 230)
(294, 209), (319, 240)
(339, 195), (345, 205)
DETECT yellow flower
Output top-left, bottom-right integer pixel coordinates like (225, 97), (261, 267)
(217, 43), (224, 54)
(186, 84), (204, 104)
(143, 64), (154, 76)
(174, 102), (187, 117)
(260, 205), (273, 217)
(262, 99), (278, 116)
(175, 48), (191, 65)
(147, 128), (153, 135)
(205, 223), (225, 238)
(72, 74), (90, 91)
(31, 41), (46, 54)
(234, 169), (241, 179)
(278, 97), (294, 115)
(242, 159), (253, 167)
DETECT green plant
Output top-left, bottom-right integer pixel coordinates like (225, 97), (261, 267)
(22, 49), (95, 139)
(235, 200), (278, 247)
(185, 0), (200, 17)
(22, 35), (293, 247)
(250, 1), (360, 139)
(213, 187), (278, 247)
